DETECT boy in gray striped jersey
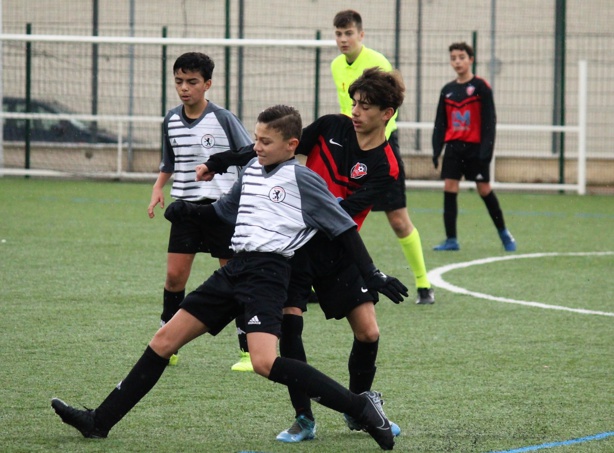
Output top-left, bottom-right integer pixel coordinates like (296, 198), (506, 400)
(52, 105), (404, 450)
(147, 52), (252, 366)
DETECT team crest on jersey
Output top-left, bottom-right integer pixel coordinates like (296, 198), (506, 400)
(201, 134), (215, 148)
(351, 162), (368, 179)
(269, 186), (286, 203)
(466, 85), (476, 96)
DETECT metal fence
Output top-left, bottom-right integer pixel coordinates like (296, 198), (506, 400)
(1, 0), (613, 188)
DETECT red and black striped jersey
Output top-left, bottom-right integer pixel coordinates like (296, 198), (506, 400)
(297, 114), (399, 229)
(432, 76), (497, 162)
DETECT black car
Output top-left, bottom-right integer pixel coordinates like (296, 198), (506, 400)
(2, 96), (119, 143)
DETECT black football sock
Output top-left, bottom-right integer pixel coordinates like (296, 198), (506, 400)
(95, 346), (169, 432)
(280, 314), (313, 420)
(348, 337), (379, 394)
(235, 313), (249, 352)
(443, 191), (458, 239)
(481, 191), (506, 231)
(161, 289), (184, 324)
(268, 357), (364, 417)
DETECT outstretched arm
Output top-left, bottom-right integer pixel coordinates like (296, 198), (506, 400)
(196, 144), (257, 181)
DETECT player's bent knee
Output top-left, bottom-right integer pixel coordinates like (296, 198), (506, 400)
(354, 326), (380, 343)
(149, 330), (179, 359)
(250, 359), (273, 377)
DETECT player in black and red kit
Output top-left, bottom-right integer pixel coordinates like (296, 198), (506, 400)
(432, 42), (516, 252)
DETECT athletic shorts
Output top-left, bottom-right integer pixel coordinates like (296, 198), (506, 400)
(180, 252), (290, 337)
(167, 199), (234, 259)
(441, 141), (491, 182)
(372, 130), (407, 212)
(286, 232), (378, 320)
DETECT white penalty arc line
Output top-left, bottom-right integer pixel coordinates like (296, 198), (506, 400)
(428, 252), (614, 317)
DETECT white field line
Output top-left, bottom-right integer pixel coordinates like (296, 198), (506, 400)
(427, 252), (614, 317)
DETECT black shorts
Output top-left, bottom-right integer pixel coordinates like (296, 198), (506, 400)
(167, 199), (234, 259)
(441, 141), (491, 182)
(372, 130), (407, 212)
(180, 253), (290, 337)
(286, 233), (377, 320)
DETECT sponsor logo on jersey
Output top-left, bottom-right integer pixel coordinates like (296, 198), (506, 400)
(351, 162), (367, 179)
(361, 287), (369, 293)
(329, 138), (342, 147)
(269, 186), (286, 203)
(452, 110), (471, 131)
(466, 85), (476, 96)
(201, 134), (215, 148)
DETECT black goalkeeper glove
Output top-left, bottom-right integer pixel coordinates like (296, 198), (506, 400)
(432, 155), (439, 169)
(365, 269), (408, 304)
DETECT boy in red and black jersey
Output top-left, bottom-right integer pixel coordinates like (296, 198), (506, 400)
(298, 113), (399, 229)
(432, 41), (516, 252)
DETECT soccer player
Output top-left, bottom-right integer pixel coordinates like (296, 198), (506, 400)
(331, 9), (434, 305)
(431, 42), (516, 252)
(147, 52), (252, 367)
(196, 67), (412, 442)
(51, 105), (399, 451)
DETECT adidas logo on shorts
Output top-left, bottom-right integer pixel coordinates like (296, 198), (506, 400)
(247, 316), (261, 325)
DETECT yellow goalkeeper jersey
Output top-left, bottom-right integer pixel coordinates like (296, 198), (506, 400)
(330, 45), (398, 138)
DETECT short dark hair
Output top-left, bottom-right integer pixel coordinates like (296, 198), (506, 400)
(173, 52), (215, 81)
(333, 9), (362, 31)
(348, 67), (405, 113)
(257, 105), (302, 141)
(449, 42), (474, 59)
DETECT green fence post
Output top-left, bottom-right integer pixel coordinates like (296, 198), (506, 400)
(161, 26), (167, 159)
(472, 31), (478, 75)
(314, 30), (321, 121)
(224, 0), (231, 110)
(25, 23), (32, 176)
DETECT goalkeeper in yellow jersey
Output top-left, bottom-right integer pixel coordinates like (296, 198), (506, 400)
(331, 9), (434, 304)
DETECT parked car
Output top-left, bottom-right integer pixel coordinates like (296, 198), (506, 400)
(2, 96), (120, 143)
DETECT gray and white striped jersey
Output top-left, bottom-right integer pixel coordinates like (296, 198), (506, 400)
(214, 157), (356, 258)
(160, 101), (252, 201)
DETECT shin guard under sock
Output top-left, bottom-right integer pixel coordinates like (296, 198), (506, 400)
(161, 289), (184, 325)
(443, 191), (458, 239)
(481, 191), (506, 231)
(348, 337), (379, 394)
(268, 357), (364, 417)
(398, 229), (430, 288)
(95, 346), (169, 432)
(279, 314), (312, 419)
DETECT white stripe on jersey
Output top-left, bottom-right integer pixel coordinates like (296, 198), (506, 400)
(168, 112), (239, 200)
(231, 161), (317, 258)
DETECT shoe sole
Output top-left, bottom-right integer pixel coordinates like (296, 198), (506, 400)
(276, 433), (316, 442)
